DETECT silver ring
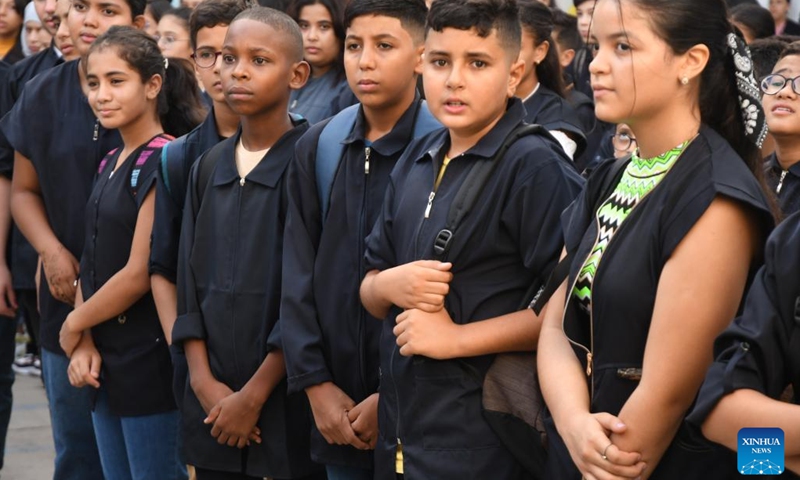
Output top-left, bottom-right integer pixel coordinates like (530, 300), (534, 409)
(601, 443), (613, 460)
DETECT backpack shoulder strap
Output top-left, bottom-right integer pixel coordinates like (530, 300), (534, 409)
(159, 134), (189, 205)
(130, 135), (172, 199)
(433, 123), (546, 260)
(316, 104), (360, 220)
(193, 140), (226, 207)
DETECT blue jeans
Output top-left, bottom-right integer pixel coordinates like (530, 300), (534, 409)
(91, 388), (187, 480)
(326, 464), (374, 480)
(41, 347), (104, 480)
(0, 315), (15, 470)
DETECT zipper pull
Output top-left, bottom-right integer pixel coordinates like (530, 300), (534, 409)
(239, 177), (245, 187)
(586, 352), (593, 376)
(93, 120), (99, 141)
(424, 191), (435, 218)
(777, 170), (788, 194)
(364, 147), (371, 175)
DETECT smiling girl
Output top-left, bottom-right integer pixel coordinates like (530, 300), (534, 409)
(58, 25), (203, 480)
(538, 0), (774, 478)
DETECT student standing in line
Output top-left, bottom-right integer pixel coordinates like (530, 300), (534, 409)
(359, 0), (583, 478)
(281, 1), (434, 479)
(0, 0), (25, 64)
(759, 44), (800, 215)
(173, 7), (323, 480)
(537, 0), (774, 478)
(288, 0), (356, 123)
(59, 25), (203, 479)
(150, 0), (244, 415)
(0, 0), (148, 477)
(515, 0), (586, 159)
(157, 7), (193, 61)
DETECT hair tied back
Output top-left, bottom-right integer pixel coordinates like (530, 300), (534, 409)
(727, 32), (767, 149)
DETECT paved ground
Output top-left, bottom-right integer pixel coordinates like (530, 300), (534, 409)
(3, 373), (55, 479)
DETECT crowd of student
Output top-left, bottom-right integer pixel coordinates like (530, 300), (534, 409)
(0, 0), (798, 479)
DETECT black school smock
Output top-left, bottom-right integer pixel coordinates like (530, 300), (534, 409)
(545, 125), (774, 480)
(81, 135), (175, 416)
(281, 96), (437, 470)
(764, 153), (800, 216)
(686, 211), (800, 480)
(523, 85), (587, 156)
(172, 120), (318, 479)
(0, 59), (121, 356)
(149, 108), (224, 284)
(363, 98), (584, 480)
(0, 45), (63, 291)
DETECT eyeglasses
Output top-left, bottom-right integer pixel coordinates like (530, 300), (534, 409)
(612, 131), (637, 152)
(156, 35), (190, 47)
(191, 49), (223, 68)
(761, 73), (800, 95)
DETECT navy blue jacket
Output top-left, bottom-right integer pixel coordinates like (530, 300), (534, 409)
(363, 98), (583, 480)
(0, 46), (62, 290)
(764, 153), (800, 216)
(281, 97), (437, 469)
(173, 121), (318, 478)
(688, 212), (800, 480)
(0, 60), (120, 355)
(523, 85), (587, 156)
(149, 108), (225, 284)
(547, 126), (773, 479)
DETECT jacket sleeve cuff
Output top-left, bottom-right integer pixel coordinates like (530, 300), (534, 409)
(171, 312), (207, 345)
(287, 368), (334, 395)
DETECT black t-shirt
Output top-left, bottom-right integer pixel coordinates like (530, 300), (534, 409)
(0, 59), (121, 355)
(81, 134), (174, 416)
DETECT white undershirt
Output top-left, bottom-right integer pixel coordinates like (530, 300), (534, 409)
(235, 139), (269, 179)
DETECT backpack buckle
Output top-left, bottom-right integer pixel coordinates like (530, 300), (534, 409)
(433, 229), (453, 257)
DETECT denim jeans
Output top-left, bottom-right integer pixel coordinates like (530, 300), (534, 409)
(326, 464), (374, 480)
(91, 388), (187, 480)
(0, 315), (15, 470)
(40, 347), (104, 480)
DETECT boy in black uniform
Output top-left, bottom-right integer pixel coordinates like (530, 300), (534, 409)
(359, 0), (583, 478)
(149, 0), (244, 413)
(172, 7), (321, 480)
(280, 0), (433, 479)
(688, 211), (800, 477)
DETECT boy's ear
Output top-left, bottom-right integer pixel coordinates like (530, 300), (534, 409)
(414, 45), (424, 75)
(507, 57), (525, 98)
(132, 14), (146, 31)
(289, 60), (311, 91)
(146, 73), (163, 100)
(559, 48), (575, 69)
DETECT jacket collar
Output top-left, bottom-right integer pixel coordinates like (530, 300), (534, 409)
(343, 92), (423, 157)
(212, 116), (309, 188)
(416, 97), (526, 163)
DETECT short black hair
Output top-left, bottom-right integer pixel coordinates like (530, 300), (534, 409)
(231, 6), (304, 62)
(750, 38), (790, 80)
(189, 0), (248, 50)
(573, 0), (592, 7)
(551, 8), (582, 52)
(147, 0), (172, 25)
(426, 0), (521, 59)
(344, 0), (428, 44)
(731, 4), (775, 42)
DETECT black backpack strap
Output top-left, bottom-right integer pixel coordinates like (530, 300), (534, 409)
(194, 142), (225, 206)
(433, 123), (551, 260)
(160, 135), (189, 206)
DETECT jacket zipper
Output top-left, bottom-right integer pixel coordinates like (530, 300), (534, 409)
(357, 146), (371, 395)
(777, 170), (788, 194)
(231, 178), (244, 386)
